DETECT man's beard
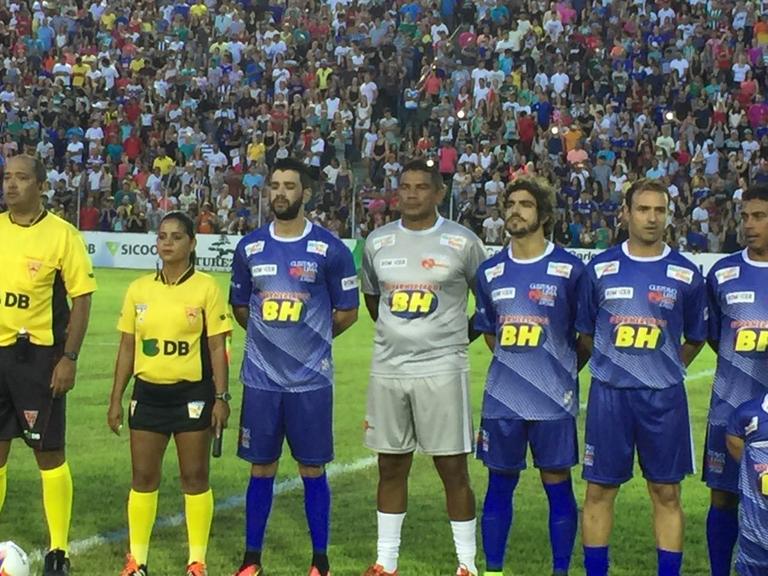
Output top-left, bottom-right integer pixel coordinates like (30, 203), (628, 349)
(271, 196), (303, 220)
(506, 214), (541, 238)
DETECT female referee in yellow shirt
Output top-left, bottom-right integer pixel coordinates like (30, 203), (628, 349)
(108, 211), (232, 576)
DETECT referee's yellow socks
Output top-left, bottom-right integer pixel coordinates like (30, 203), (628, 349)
(128, 489), (158, 566)
(185, 489), (214, 564)
(40, 462), (73, 553)
(0, 463), (7, 514)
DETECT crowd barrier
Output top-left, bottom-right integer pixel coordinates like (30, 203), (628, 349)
(81, 232), (728, 276)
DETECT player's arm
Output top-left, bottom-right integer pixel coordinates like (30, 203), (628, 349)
(333, 308), (358, 337)
(680, 338), (705, 367)
(576, 333), (593, 371)
(232, 306), (249, 330)
(726, 433), (744, 462)
(364, 294), (380, 322)
(108, 331), (135, 435)
(483, 333), (495, 351)
(468, 313), (483, 343)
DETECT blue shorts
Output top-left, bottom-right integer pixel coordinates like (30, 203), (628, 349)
(238, 386), (333, 466)
(476, 417), (578, 473)
(736, 538), (768, 576)
(582, 381), (694, 485)
(702, 422), (740, 494)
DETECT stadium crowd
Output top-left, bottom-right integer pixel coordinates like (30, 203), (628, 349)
(1, 0), (768, 253)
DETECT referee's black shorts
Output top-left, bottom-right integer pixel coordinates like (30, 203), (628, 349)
(129, 378), (215, 436)
(0, 344), (66, 451)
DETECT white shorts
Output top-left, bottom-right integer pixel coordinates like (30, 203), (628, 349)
(364, 371), (473, 456)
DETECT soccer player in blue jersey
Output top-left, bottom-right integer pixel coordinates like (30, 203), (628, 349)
(229, 158), (360, 576)
(577, 178), (708, 576)
(705, 185), (768, 575)
(726, 393), (768, 576)
(474, 177), (591, 576)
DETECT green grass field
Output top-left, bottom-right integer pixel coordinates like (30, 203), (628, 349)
(3, 269), (718, 576)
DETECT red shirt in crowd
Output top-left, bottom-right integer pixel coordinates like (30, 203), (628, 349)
(79, 206), (100, 230)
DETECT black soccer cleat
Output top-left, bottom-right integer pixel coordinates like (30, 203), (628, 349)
(43, 549), (70, 576)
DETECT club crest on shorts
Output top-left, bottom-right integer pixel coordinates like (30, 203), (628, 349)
(130, 400), (138, 417)
(23, 410), (38, 429)
(240, 426), (251, 449)
(187, 401), (205, 419)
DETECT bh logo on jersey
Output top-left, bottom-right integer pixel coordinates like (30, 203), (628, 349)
(612, 322), (664, 352)
(734, 327), (768, 355)
(389, 289), (438, 319)
(499, 323), (545, 350)
(262, 299), (305, 324)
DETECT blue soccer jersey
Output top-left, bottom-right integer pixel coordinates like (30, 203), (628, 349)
(230, 220), (359, 392)
(728, 394), (768, 571)
(475, 242), (585, 420)
(576, 242), (707, 389)
(707, 250), (768, 426)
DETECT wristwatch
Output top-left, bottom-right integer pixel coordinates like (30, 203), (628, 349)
(62, 351), (79, 362)
(215, 391), (232, 402)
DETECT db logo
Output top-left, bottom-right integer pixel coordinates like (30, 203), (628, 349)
(389, 290), (438, 319)
(262, 299), (304, 323)
(2, 291), (30, 309)
(142, 339), (190, 357)
(734, 329), (768, 354)
(613, 324), (663, 351)
(499, 323), (544, 349)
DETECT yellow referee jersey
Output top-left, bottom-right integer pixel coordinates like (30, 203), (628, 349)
(0, 212), (97, 347)
(117, 270), (232, 385)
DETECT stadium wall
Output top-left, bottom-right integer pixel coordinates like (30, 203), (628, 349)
(82, 232), (726, 275)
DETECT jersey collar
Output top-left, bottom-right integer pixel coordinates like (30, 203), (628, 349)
(621, 240), (670, 262)
(8, 209), (48, 227)
(742, 248), (768, 268)
(397, 214), (444, 235)
(158, 266), (195, 286)
(507, 241), (554, 264)
(268, 218), (312, 242)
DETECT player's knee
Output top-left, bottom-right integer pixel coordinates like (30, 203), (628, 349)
(584, 482), (619, 507)
(131, 468), (161, 492)
(34, 449), (65, 471)
(179, 466), (210, 494)
(298, 463), (324, 478)
(710, 488), (739, 510)
(378, 453), (413, 481)
(648, 482), (681, 509)
(251, 461), (279, 478)
(434, 454), (471, 485)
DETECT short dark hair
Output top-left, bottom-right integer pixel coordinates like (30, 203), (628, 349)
(271, 157), (314, 191)
(12, 154), (47, 184)
(742, 184), (768, 203)
(401, 159), (443, 193)
(624, 178), (670, 210)
(504, 176), (556, 236)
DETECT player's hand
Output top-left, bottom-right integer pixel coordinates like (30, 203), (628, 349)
(211, 399), (230, 437)
(50, 357), (76, 398)
(107, 401), (124, 436)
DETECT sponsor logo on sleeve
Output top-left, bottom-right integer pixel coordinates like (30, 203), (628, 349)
(594, 260), (620, 278)
(440, 233), (468, 250)
(342, 275), (359, 291)
(372, 234), (396, 250)
(244, 241), (265, 256)
(491, 287), (516, 301)
(307, 240), (329, 256)
(484, 262), (505, 282)
(251, 264), (277, 277)
(667, 264), (694, 285)
(726, 291), (756, 305)
(547, 261), (573, 279)
(715, 266), (740, 285)
(380, 258), (408, 269)
(605, 287), (634, 300)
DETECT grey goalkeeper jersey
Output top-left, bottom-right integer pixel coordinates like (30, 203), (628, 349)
(362, 217), (487, 376)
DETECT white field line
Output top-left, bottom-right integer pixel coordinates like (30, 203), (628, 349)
(29, 456), (376, 563)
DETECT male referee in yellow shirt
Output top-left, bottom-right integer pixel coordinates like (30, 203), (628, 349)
(0, 154), (96, 576)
